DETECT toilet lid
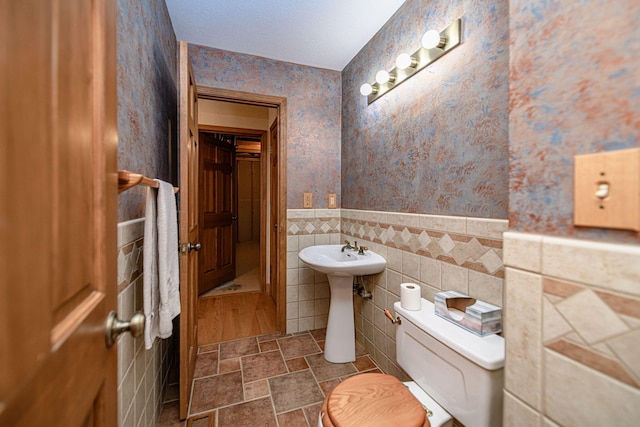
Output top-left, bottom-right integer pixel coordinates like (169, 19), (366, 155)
(324, 373), (429, 427)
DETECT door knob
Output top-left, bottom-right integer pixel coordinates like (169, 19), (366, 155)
(188, 242), (201, 252)
(231, 216), (238, 221)
(105, 311), (145, 348)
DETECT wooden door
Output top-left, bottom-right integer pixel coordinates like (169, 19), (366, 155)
(178, 41), (200, 420)
(269, 120), (280, 305)
(0, 0), (118, 425)
(198, 132), (237, 295)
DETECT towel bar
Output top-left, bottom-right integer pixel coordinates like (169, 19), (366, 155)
(118, 170), (179, 193)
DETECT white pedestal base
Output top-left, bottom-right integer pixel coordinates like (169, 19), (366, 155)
(323, 274), (356, 363)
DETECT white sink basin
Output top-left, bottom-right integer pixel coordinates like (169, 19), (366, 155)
(298, 244), (386, 277)
(298, 244), (386, 363)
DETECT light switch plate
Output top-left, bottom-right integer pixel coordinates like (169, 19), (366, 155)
(303, 192), (313, 208)
(328, 193), (337, 209)
(574, 148), (640, 231)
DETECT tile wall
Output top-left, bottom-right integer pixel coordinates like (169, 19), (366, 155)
(287, 208), (507, 379)
(286, 209), (342, 333)
(503, 232), (640, 426)
(117, 219), (174, 427)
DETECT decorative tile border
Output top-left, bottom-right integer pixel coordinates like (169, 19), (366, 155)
(287, 208), (507, 278)
(504, 231), (640, 423)
(117, 218), (144, 293)
(287, 209), (341, 236)
(341, 214), (506, 279)
(543, 277), (640, 388)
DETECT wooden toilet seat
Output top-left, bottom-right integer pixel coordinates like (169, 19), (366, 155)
(320, 373), (430, 427)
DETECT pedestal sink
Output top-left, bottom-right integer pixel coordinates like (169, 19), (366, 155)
(298, 244), (386, 363)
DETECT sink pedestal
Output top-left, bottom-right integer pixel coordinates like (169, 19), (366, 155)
(323, 274), (356, 363)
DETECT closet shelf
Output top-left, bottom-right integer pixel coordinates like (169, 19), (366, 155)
(118, 170), (179, 194)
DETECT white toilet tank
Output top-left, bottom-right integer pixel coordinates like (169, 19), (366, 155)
(395, 299), (505, 427)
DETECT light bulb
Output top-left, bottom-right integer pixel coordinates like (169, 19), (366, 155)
(421, 29), (444, 49)
(395, 53), (416, 70)
(375, 70), (391, 85)
(360, 83), (374, 96)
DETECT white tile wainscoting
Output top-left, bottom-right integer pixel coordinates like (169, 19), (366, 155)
(503, 232), (640, 426)
(117, 218), (174, 427)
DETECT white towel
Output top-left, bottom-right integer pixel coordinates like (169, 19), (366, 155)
(156, 180), (180, 337)
(143, 186), (160, 349)
(143, 180), (180, 350)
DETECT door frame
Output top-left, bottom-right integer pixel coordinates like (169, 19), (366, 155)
(198, 125), (267, 293)
(197, 86), (287, 333)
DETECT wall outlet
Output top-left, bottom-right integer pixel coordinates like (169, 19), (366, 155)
(328, 193), (337, 208)
(303, 192), (313, 208)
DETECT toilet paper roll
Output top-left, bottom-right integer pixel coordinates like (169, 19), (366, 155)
(400, 283), (421, 311)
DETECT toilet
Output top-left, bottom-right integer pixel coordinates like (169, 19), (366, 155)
(318, 298), (505, 427)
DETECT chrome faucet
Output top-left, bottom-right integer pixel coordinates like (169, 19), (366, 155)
(341, 240), (358, 252)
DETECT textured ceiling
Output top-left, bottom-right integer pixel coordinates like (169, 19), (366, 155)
(165, 0), (407, 71)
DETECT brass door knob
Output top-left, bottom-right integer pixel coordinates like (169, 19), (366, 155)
(105, 311), (145, 348)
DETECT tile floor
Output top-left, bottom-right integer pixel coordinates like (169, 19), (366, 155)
(157, 329), (382, 427)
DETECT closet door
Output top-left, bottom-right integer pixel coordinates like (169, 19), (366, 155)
(0, 0), (118, 425)
(198, 132), (236, 295)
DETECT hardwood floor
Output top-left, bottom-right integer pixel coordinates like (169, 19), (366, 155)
(197, 292), (277, 345)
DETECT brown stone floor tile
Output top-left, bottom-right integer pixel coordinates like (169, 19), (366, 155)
(160, 331), (383, 427)
(198, 343), (219, 354)
(193, 351), (219, 378)
(354, 355), (377, 371)
(244, 379), (270, 400)
(309, 328), (326, 342)
(219, 337), (259, 360)
(190, 371), (244, 415)
(286, 357), (309, 372)
(187, 412), (214, 427)
(259, 340), (279, 352)
(219, 357), (240, 373)
(269, 370), (324, 414)
(303, 403), (322, 426)
(318, 378), (341, 396)
(218, 397), (277, 427)
(242, 350), (288, 382)
(277, 409), (310, 427)
(305, 353), (357, 382)
(278, 334), (321, 359)
(157, 400), (186, 427)
(258, 332), (286, 342)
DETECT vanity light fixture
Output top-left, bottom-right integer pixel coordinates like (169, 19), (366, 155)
(421, 29), (447, 49)
(395, 53), (417, 70)
(360, 83), (375, 96)
(375, 70), (394, 84)
(360, 18), (462, 104)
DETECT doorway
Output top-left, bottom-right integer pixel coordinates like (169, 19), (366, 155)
(195, 89), (288, 338)
(197, 127), (265, 298)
